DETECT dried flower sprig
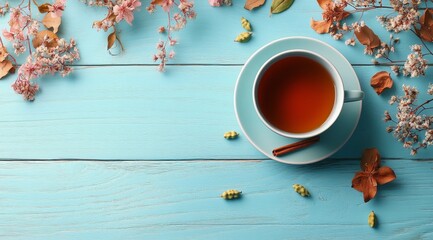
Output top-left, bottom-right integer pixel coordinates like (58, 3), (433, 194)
(1, 0), (80, 101)
(311, 0), (433, 79)
(83, 0), (196, 71)
(385, 84), (433, 155)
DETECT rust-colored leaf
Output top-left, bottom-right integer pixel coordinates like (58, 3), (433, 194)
(244, 0), (266, 10)
(0, 45), (8, 62)
(107, 31), (116, 50)
(0, 60), (13, 79)
(351, 148), (396, 203)
(355, 25), (381, 49)
(352, 173), (377, 203)
(370, 71), (393, 95)
(42, 13), (61, 33)
(32, 30), (59, 48)
(360, 148), (381, 172)
(417, 9), (433, 42)
(38, 3), (52, 13)
(317, 0), (331, 10)
(151, 0), (164, 5)
(374, 166), (396, 185)
(310, 19), (331, 34)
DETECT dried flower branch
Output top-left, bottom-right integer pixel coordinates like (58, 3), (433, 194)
(1, 0), (79, 101)
(311, 0), (433, 78)
(385, 84), (433, 155)
(83, 0), (196, 71)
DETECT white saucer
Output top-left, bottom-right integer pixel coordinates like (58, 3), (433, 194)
(234, 37), (362, 164)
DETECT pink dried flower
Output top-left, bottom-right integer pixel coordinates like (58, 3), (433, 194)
(208, 0), (222, 7)
(50, 0), (66, 18)
(160, 0), (174, 12)
(12, 38), (80, 101)
(169, 50), (175, 59)
(12, 78), (39, 101)
(113, 1), (136, 24)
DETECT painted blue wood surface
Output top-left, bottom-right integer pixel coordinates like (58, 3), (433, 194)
(0, 160), (432, 239)
(0, 0), (433, 239)
(0, 65), (432, 159)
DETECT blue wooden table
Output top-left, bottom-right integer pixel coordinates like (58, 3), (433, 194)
(1, 1), (433, 239)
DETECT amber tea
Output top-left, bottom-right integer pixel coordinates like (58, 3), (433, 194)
(257, 56), (336, 133)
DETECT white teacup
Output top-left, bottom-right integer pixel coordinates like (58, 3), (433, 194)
(252, 50), (364, 139)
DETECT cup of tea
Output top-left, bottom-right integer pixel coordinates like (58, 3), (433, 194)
(252, 49), (364, 139)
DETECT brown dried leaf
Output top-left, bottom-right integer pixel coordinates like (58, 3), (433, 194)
(417, 9), (433, 42)
(420, 9), (433, 27)
(0, 45), (8, 62)
(370, 71), (393, 95)
(317, 0), (331, 10)
(42, 13), (61, 33)
(355, 25), (381, 49)
(151, 0), (164, 5)
(374, 166), (396, 185)
(310, 19), (331, 34)
(0, 60), (13, 79)
(417, 27), (433, 42)
(351, 172), (377, 203)
(244, 0), (266, 10)
(38, 3), (52, 13)
(360, 148), (381, 172)
(352, 148), (396, 203)
(336, 10), (350, 21)
(32, 30), (59, 48)
(107, 32), (116, 50)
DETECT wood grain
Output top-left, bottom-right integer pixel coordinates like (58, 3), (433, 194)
(0, 65), (432, 160)
(0, 159), (432, 239)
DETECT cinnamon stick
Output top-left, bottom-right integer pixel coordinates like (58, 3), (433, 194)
(272, 136), (320, 157)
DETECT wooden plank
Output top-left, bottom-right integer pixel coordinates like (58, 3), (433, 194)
(0, 0), (427, 65)
(0, 65), (432, 160)
(0, 159), (431, 239)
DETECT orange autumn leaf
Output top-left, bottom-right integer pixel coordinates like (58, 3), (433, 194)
(354, 25), (381, 52)
(311, 0), (350, 34)
(38, 3), (52, 13)
(0, 60), (14, 79)
(32, 30), (59, 48)
(311, 19), (332, 34)
(416, 9), (433, 42)
(151, 0), (164, 5)
(370, 71), (393, 95)
(244, 0), (266, 10)
(352, 148), (396, 203)
(0, 45), (8, 62)
(317, 0), (331, 9)
(42, 13), (62, 33)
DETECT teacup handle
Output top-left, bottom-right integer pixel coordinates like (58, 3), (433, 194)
(344, 90), (364, 102)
